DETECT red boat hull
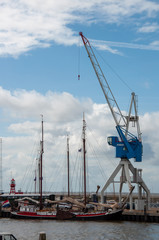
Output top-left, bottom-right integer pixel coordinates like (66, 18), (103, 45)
(11, 209), (122, 221)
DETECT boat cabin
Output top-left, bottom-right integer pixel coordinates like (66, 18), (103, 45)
(19, 204), (37, 212)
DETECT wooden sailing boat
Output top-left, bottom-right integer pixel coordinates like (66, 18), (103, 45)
(56, 114), (123, 221)
(11, 115), (123, 220)
(11, 116), (57, 219)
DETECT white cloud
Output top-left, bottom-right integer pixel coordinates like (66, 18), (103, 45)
(0, 87), (93, 121)
(0, 86), (158, 194)
(150, 40), (159, 46)
(0, 0), (159, 57)
(138, 22), (159, 33)
(91, 41), (122, 55)
(90, 38), (159, 53)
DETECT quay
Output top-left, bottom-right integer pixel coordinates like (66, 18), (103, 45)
(0, 209), (11, 218)
(122, 209), (159, 223)
(1, 191), (159, 203)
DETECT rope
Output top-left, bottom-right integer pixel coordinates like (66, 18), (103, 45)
(91, 42), (134, 93)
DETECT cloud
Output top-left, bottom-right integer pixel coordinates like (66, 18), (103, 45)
(138, 22), (159, 33)
(141, 112), (159, 165)
(0, 86), (158, 193)
(150, 40), (159, 46)
(90, 41), (122, 55)
(90, 38), (159, 53)
(0, 87), (93, 121)
(0, 0), (159, 57)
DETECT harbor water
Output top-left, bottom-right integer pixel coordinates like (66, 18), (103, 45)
(0, 218), (159, 240)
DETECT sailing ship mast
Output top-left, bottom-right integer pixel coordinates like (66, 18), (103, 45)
(39, 115), (44, 210)
(67, 135), (70, 196)
(82, 113), (87, 205)
(34, 169), (37, 193)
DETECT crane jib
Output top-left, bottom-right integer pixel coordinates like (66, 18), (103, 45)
(79, 32), (143, 162)
(79, 32), (126, 127)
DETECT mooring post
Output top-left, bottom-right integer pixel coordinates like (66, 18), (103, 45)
(144, 205), (147, 222)
(39, 232), (46, 240)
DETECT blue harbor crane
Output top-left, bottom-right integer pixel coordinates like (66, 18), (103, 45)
(79, 32), (150, 210)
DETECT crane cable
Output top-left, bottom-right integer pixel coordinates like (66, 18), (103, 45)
(90, 42), (137, 118)
(90, 40), (134, 93)
(78, 36), (81, 81)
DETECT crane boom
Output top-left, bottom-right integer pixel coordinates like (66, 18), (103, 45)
(79, 32), (126, 127)
(79, 32), (142, 162)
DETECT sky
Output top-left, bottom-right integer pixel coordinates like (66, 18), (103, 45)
(0, 0), (159, 195)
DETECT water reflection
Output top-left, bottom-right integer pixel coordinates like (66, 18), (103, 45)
(0, 219), (159, 240)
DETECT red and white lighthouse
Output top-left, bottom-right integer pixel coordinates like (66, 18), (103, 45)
(10, 178), (16, 194)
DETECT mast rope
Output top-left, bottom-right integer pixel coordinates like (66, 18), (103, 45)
(48, 146), (66, 192)
(86, 128), (114, 193)
(20, 126), (41, 192)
